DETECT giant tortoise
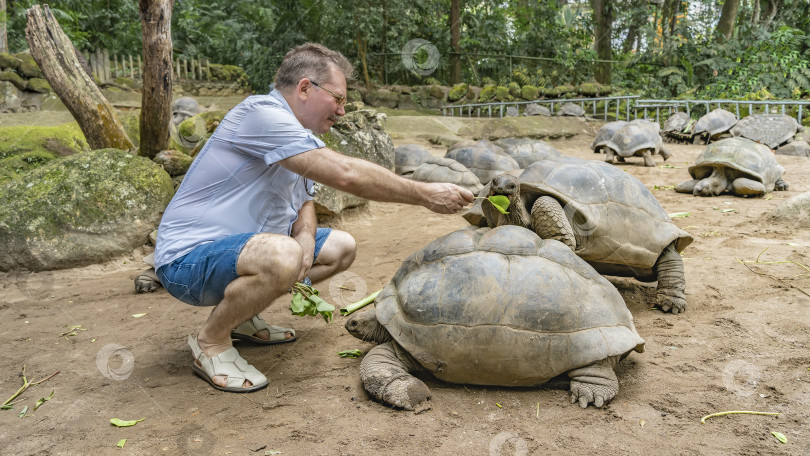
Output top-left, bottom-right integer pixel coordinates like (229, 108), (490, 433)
(730, 114), (803, 149)
(445, 140), (520, 184)
(482, 156), (693, 313)
(493, 137), (561, 168)
(675, 137), (789, 197)
(394, 144), (433, 176)
(591, 121), (627, 154)
(604, 120), (671, 166)
(345, 225), (645, 410)
(409, 156), (483, 193)
(692, 108), (737, 143)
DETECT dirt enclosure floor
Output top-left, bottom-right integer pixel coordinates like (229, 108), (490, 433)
(1, 117), (809, 455)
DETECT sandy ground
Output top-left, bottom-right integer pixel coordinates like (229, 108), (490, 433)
(1, 121), (809, 456)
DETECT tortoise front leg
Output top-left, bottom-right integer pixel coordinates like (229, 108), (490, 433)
(605, 148), (616, 164)
(530, 196), (576, 250)
(359, 342), (431, 410)
(774, 178), (789, 191)
(659, 146), (671, 161)
(653, 241), (687, 314)
(568, 357), (620, 408)
(675, 179), (698, 194)
(731, 177), (766, 196)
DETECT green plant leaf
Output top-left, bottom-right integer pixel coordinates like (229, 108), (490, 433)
(337, 349), (363, 358)
(18, 405), (28, 418)
(771, 431), (787, 444)
(117, 439), (127, 448)
(668, 212), (691, 218)
(34, 390), (54, 411)
(290, 284), (333, 323)
(488, 195), (510, 214)
(110, 418), (145, 427)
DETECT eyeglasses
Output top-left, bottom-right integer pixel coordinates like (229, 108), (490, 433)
(310, 81), (347, 107)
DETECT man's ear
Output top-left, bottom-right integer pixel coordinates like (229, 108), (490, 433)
(296, 78), (312, 101)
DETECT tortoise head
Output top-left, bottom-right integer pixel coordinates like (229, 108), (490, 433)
(489, 173), (520, 200)
(345, 309), (392, 343)
(486, 173), (531, 228)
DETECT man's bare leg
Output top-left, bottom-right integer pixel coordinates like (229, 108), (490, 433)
(197, 233), (301, 388)
(249, 230), (357, 342)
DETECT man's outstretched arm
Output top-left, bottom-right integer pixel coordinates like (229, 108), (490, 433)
(279, 147), (474, 214)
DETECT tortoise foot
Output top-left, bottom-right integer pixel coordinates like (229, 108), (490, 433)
(135, 268), (162, 293)
(382, 376), (431, 411)
(675, 179), (698, 194)
(655, 292), (686, 314)
(731, 177), (766, 196)
(774, 178), (789, 191)
(568, 358), (619, 408)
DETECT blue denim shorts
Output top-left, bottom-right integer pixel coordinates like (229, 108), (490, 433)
(156, 228), (332, 307)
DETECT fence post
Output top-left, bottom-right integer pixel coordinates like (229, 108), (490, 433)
(129, 55), (134, 79)
(101, 49), (110, 82)
(191, 58), (197, 80)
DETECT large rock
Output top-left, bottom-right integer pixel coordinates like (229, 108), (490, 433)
(0, 52), (22, 71)
(14, 53), (44, 79)
(364, 89), (399, 109)
(0, 149), (174, 271)
(315, 109), (394, 217)
(0, 123), (89, 183)
(154, 149), (194, 176)
(0, 69), (26, 91)
(0, 81), (22, 112)
(769, 191), (810, 223)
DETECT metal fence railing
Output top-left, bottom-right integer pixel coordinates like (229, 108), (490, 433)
(443, 97), (810, 125)
(442, 96), (640, 120)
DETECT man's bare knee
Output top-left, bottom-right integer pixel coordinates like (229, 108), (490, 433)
(238, 234), (302, 284)
(321, 230), (357, 271)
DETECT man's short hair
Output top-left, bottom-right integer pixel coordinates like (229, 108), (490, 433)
(274, 43), (355, 91)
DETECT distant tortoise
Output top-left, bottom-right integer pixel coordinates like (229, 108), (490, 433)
(524, 104), (551, 116)
(493, 137), (561, 168)
(172, 97), (203, 126)
(345, 225), (645, 410)
(410, 156), (483, 193)
(776, 140), (810, 158)
(591, 121), (627, 154)
(483, 156), (693, 313)
(675, 137), (789, 197)
(444, 139), (520, 184)
(692, 108), (737, 143)
(604, 120), (671, 166)
(556, 102), (586, 117)
(394, 144), (433, 176)
(730, 114), (802, 149)
(663, 112), (691, 134)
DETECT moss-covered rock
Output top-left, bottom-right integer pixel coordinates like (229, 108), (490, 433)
(448, 83), (469, 102)
(429, 85), (445, 100)
(26, 78), (51, 93)
(117, 109), (141, 147)
(0, 52), (22, 71)
(154, 149), (194, 176)
(478, 84), (497, 102)
(508, 82), (521, 98)
(347, 89), (363, 103)
(14, 53), (43, 79)
(315, 109), (394, 218)
(494, 86), (511, 102)
(0, 70), (27, 91)
(0, 148), (174, 271)
(0, 80), (22, 111)
(555, 85), (576, 97)
(364, 89), (399, 109)
(0, 123), (89, 183)
(521, 85), (539, 101)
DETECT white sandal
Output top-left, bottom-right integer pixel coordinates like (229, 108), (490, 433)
(188, 335), (269, 392)
(231, 316), (296, 345)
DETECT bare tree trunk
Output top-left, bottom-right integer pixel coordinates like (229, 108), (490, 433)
(450, 0), (461, 84)
(0, 0), (7, 53)
(715, 0), (740, 43)
(25, 5), (133, 151)
(139, 0), (174, 159)
(591, 0), (613, 85)
(356, 31), (370, 87)
(761, 0), (778, 29)
(751, 0), (761, 24)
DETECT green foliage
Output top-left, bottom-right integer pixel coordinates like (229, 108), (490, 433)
(448, 83), (469, 102)
(520, 85), (539, 100)
(478, 84), (497, 102)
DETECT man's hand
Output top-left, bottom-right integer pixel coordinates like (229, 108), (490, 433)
(420, 183), (475, 214)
